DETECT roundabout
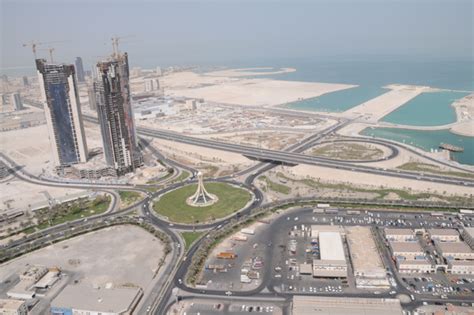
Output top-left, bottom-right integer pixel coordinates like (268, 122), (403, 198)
(307, 138), (398, 162)
(153, 181), (253, 224)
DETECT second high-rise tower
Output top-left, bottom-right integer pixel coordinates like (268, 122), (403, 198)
(94, 52), (142, 175)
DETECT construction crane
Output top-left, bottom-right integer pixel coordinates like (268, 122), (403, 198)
(39, 47), (55, 63)
(22, 40), (67, 59)
(110, 35), (135, 57)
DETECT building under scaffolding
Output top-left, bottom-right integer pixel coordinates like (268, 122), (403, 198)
(94, 52), (142, 175)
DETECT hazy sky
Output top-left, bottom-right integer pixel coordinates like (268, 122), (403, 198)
(1, 0), (472, 74)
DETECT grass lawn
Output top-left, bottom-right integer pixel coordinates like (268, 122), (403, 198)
(259, 175), (291, 195)
(153, 182), (251, 224)
(24, 196), (111, 234)
(119, 191), (143, 208)
(181, 231), (204, 250)
(171, 171), (190, 183)
(397, 162), (474, 179)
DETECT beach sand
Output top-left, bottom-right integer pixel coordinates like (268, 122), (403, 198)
(450, 93), (474, 137)
(344, 84), (430, 121)
(165, 75), (355, 107)
(204, 67), (296, 77)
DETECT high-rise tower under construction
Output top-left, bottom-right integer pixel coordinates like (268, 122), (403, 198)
(94, 53), (142, 175)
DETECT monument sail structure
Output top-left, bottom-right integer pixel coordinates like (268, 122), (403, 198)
(187, 172), (218, 207)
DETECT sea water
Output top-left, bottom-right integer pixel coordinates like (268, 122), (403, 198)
(253, 58), (473, 165)
(381, 91), (470, 126)
(361, 127), (474, 166)
(283, 86), (388, 112)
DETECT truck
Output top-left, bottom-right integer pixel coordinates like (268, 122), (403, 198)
(346, 210), (361, 215)
(217, 252), (237, 259)
(241, 228), (255, 235)
(206, 264), (226, 271)
(317, 203), (330, 208)
(240, 275), (251, 283)
(232, 235), (248, 242)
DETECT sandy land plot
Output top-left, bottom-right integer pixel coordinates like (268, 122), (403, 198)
(307, 141), (389, 161)
(257, 171), (378, 203)
(286, 164), (472, 196)
(0, 125), (54, 174)
(0, 122), (105, 174)
(450, 121), (474, 137)
(194, 130), (306, 151)
(149, 137), (254, 167)
(0, 178), (88, 212)
(161, 71), (236, 90)
(450, 94), (474, 137)
(452, 93), (474, 120)
(0, 225), (164, 289)
(167, 78), (355, 107)
(345, 85), (430, 121)
(204, 67), (296, 77)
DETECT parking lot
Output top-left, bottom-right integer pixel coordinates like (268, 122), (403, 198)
(167, 298), (285, 315)
(197, 207), (474, 302)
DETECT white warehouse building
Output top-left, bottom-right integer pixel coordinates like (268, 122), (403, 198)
(312, 232), (348, 278)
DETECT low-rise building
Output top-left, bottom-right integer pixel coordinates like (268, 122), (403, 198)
(299, 263), (313, 275)
(7, 280), (35, 300)
(33, 268), (60, 289)
(397, 259), (434, 273)
(389, 241), (425, 260)
(448, 260), (474, 274)
(346, 226), (389, 289)
(312, 260), (347, 278)
(435, 241), (474, 261)
(311, 225), (344, 238)
(50, 284), (143, 315)
(0, 299), (28, 315)
(384, 228), (415, 242)
(292, 296), (403, 315)
(311, 231), (348, 278)
(428, 228), (460, 242)
(19, 265), (48, 282)
(461, 227), (474, 249)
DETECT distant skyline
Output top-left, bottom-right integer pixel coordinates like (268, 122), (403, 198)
(1, 0), (472, 75)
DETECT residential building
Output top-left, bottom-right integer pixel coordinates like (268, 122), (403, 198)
(75, 57), (85, 82)
(155, 66), (162, 76)
(11, 93), (23, 111)
(22, 76), (29, 87)
(36, 59), (88, 167)
(87, 85), (96, 111)
(144, 78), (159, 92)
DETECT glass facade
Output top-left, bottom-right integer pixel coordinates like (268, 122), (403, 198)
(36, 59), (88, 167)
